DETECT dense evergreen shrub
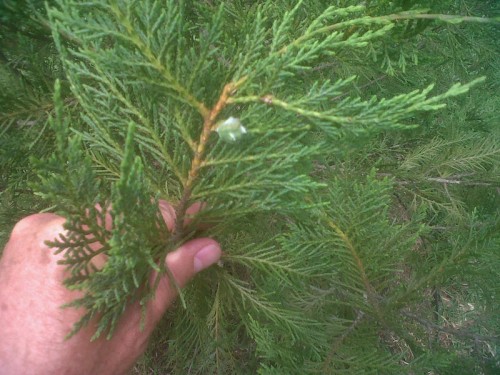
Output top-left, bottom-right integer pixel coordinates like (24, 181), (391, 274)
(1, 1), (498, 373)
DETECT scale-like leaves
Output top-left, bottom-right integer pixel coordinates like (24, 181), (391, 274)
(13, 1), (496, 373)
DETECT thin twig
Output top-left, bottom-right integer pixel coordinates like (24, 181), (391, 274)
(331, 75), (387, 102)
(432, 288), (441, 344)
(323, 310), (365, 371)
(378, 173), (498, 188)
(171, 77), (247, 244)
(108, 3), (208, 117)
(402, 310), (499, 343)
(280, 12), (494, 55)
(426, 177), (495, 187)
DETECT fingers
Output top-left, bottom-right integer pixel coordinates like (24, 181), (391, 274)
(158, 200), (206, 231)
(150, 238), (221, 317)
(13, 200), (220, 321)
(91, 199), (174, 232)
(152, 201), (222, 318)
(10, 213), (63, 241)
(159, 200), (177, 231)
(6, 213), (66, 271)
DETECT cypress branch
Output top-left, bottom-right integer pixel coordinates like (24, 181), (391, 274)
(3, 1), (497, 373)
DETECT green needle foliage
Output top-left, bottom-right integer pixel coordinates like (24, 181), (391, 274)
(1, 0), (499, 373)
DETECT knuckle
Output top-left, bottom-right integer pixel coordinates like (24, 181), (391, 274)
(11, 214), (49, 237)
(10, 213), (65, 242)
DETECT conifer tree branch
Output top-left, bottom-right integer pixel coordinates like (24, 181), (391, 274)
(0, 97), (77, 122)
(321, 211), (404, 352)
(88, 62), (185, 183)
(322, 309), (365, 372)
(207, 283), (224, 372)
(229, 95), (345, 127)
(326, 218), (381, 312)
(279, 8), (495, 55)
(18, 1), (497, 368)
(391, 239), (473, 306)
(388, 13), (497, 24)
(172, 77), (247, 242)
(107, 1), (209, 117)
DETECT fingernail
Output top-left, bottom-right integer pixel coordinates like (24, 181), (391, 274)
(194, 244), (221, 272)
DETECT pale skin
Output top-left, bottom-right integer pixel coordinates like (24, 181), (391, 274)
(0, 201), (221, 375)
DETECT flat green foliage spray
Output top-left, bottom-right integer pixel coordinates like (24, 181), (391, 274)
(1, 0), (498, 373)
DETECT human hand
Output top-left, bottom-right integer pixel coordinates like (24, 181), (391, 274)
(0, 200), (221, 375)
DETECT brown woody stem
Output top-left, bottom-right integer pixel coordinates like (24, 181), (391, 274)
(171, 78), (246, 243)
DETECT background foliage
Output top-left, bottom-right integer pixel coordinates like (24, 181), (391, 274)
(1, 0), (499, 374)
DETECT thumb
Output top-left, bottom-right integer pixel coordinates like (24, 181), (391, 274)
(150, 238), (221, 317)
